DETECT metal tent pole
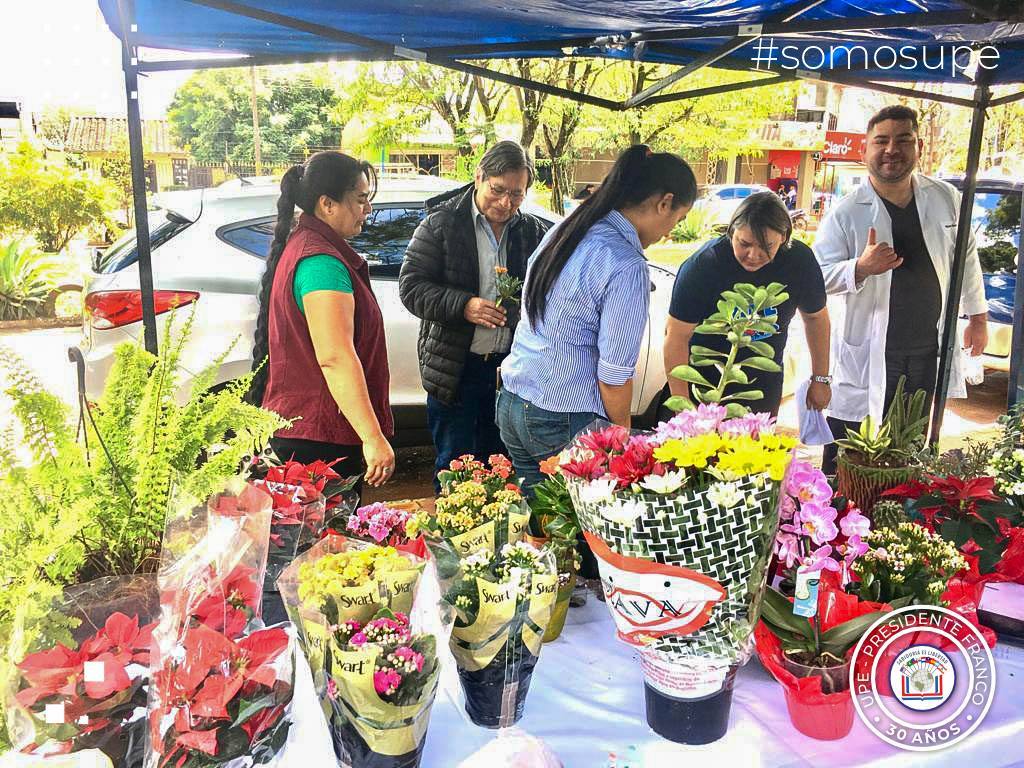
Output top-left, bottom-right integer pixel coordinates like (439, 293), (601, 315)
(929, 75), (992, 448)
(116, 0), (158, 354)
(1008, 190), (1024, 409)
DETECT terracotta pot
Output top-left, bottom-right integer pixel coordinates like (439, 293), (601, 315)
(780, 654), (854, 740)
(836, 454), (915, 515)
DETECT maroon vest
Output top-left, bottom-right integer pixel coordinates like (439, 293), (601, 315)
(262, 213), (393, 444)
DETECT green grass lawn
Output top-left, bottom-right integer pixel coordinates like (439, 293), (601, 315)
(646, 240), (702, 268)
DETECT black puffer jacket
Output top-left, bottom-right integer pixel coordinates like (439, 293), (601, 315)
(399, 183), (551, 404)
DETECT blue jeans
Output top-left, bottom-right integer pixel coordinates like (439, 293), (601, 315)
(495, 388), (601, 496)
(427, 353), (506, 492)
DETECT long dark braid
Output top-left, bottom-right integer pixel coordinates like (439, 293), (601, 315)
(247, 152), (377, 406)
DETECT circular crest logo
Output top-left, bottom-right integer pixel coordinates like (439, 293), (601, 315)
(890, 645), (956, 712)
(851, 605), (996, 752)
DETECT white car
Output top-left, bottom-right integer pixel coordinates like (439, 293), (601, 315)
(79, 175), (676, 445)
(692, 184), (775, 228)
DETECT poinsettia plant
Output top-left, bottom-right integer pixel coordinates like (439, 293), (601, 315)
(883, 474), (1024, 574)
(147, 621), (293, 768)
(252, 455), (359, 516)
(12, 613), (154, 759)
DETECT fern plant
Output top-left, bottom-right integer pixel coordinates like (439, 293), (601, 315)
(0, 308), (287, 744)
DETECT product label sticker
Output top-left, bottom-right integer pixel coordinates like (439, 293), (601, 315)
(584, 532), (726, 646)
(793, 566), (820, 618)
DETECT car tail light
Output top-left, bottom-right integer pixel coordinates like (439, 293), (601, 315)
(85, 290), (199, 330)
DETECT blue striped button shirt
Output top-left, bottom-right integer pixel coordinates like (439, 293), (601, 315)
(501, 209), (650, 417)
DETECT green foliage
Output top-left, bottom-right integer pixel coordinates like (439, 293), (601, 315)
(0, 309), (287, 742)
(671, 204), (722, 243)
(836, 376), (929, 468)
(99, 135), (133, 224)
(983, 191), (1022, 242)
(0, 239), (59, 320)
(760, 587), (886, 664)
(0, 143), (113, 253)
(666, 282), (787, 415)
(922, 438), (997, 480)
(977, 240), (1017, 273)
(168, 69), (343, 165)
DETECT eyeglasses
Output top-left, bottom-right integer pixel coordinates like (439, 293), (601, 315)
(485, 180), (526, 204)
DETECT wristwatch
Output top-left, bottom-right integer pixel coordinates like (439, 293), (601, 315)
(811, 375), (832, 385)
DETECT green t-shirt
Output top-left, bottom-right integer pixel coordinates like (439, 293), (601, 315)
(292, 254), (353, 315)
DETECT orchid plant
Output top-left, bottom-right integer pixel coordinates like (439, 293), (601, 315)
(760, 460), (885, 668)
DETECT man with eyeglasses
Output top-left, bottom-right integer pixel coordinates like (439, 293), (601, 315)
(400, 140), (550, 490)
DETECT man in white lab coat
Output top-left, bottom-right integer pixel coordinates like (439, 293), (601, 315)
(817, 105), (989, 474)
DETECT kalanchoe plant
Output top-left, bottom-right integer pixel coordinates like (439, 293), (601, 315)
(853, 522), (968, 606)
(494, 266), (523, 308)
(344, 502), (415, 546)
(665, 282), (788, 418)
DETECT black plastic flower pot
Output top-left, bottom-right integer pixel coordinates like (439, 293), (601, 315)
(331, 716), (426, 768)
(456, 649), (539, 729)
(643, 670), (737, 745)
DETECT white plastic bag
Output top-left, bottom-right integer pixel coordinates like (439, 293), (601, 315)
(455, 728), (562, 768)
(963, 347), (985, 386)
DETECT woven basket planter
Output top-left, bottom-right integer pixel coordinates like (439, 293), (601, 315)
(836, 453), (916, 515)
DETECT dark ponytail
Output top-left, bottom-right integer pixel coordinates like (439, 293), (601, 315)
(247, 151), (377, 405)
(524, 145), (697, 327)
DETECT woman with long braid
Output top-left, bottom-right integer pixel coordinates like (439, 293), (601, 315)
(250, 151), (394, 489)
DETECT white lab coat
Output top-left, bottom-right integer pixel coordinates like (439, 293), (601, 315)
(814, 173), (988, 424)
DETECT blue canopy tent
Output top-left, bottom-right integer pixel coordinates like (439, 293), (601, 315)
(98, 0), (1024, 443)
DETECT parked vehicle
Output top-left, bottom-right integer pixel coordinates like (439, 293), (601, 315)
(77, 174), (677, 445)
(944, 177), (1022, 372)
(693, 184), (807, 231)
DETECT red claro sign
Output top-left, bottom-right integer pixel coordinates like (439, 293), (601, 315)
(822, 131), (866, 162)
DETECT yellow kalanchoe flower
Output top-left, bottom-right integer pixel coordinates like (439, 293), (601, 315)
(298, 546), (414, 605)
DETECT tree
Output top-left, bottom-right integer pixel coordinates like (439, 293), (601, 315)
(99, 135), (133, 226)
(36, 106), (79, 149)
(400, 64), (480, 158)
(585, 64), (798, 164)
(0, 143), (112, 253)
(167, 68), (344, 166)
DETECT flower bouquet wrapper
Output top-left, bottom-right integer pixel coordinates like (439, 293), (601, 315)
(4, 576), (159, 767)
(275, 535), (427, 698)
(156, 479), (274, 634)
(420, 504), (532, 582)
(571, 467), (782, 743)
(144, 621), (296, 768)
(252, 478), (328, 626)
(327, 641), (440, 768)
(438, 539), (559, 729)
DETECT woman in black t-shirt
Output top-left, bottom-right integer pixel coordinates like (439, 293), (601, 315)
(663, 191), (832, 416)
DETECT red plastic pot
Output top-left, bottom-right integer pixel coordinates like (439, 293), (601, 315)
(783, 685), (854, 740)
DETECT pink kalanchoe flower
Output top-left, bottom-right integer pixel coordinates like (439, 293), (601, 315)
(326, 677), (338, 700)
(795, 501), (839, 545)
(775, 532), (802, 568)
(350, 631), (368, 646)
(373, 669), (403, 696)
(394, 646), (425, 672)
(803, 544), (841, 573)
(839, 507), (871, 539)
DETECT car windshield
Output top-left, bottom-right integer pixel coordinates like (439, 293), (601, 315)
(970, 190), (1021, 274)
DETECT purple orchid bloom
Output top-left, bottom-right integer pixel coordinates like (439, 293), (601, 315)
(775, 532), (801, 568)
(795, 501), (839, 545)
(840, 508), (871, 539)
(803, 544), (841, 573)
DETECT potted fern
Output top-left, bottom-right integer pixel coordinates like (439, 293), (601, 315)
(0, 311), (286, 757)
(834, 376), (928, 516)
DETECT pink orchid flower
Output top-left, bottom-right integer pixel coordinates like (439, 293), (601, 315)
(840, 508), (871, 539)
(795, 501), (839, 545)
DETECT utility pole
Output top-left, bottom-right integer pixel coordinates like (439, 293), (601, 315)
(250, 65), (263, 177)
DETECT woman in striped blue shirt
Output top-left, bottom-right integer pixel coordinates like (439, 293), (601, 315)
(497, 145), (697, 491)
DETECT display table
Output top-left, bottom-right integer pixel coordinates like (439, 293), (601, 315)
(415, 597), (1024, 768)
